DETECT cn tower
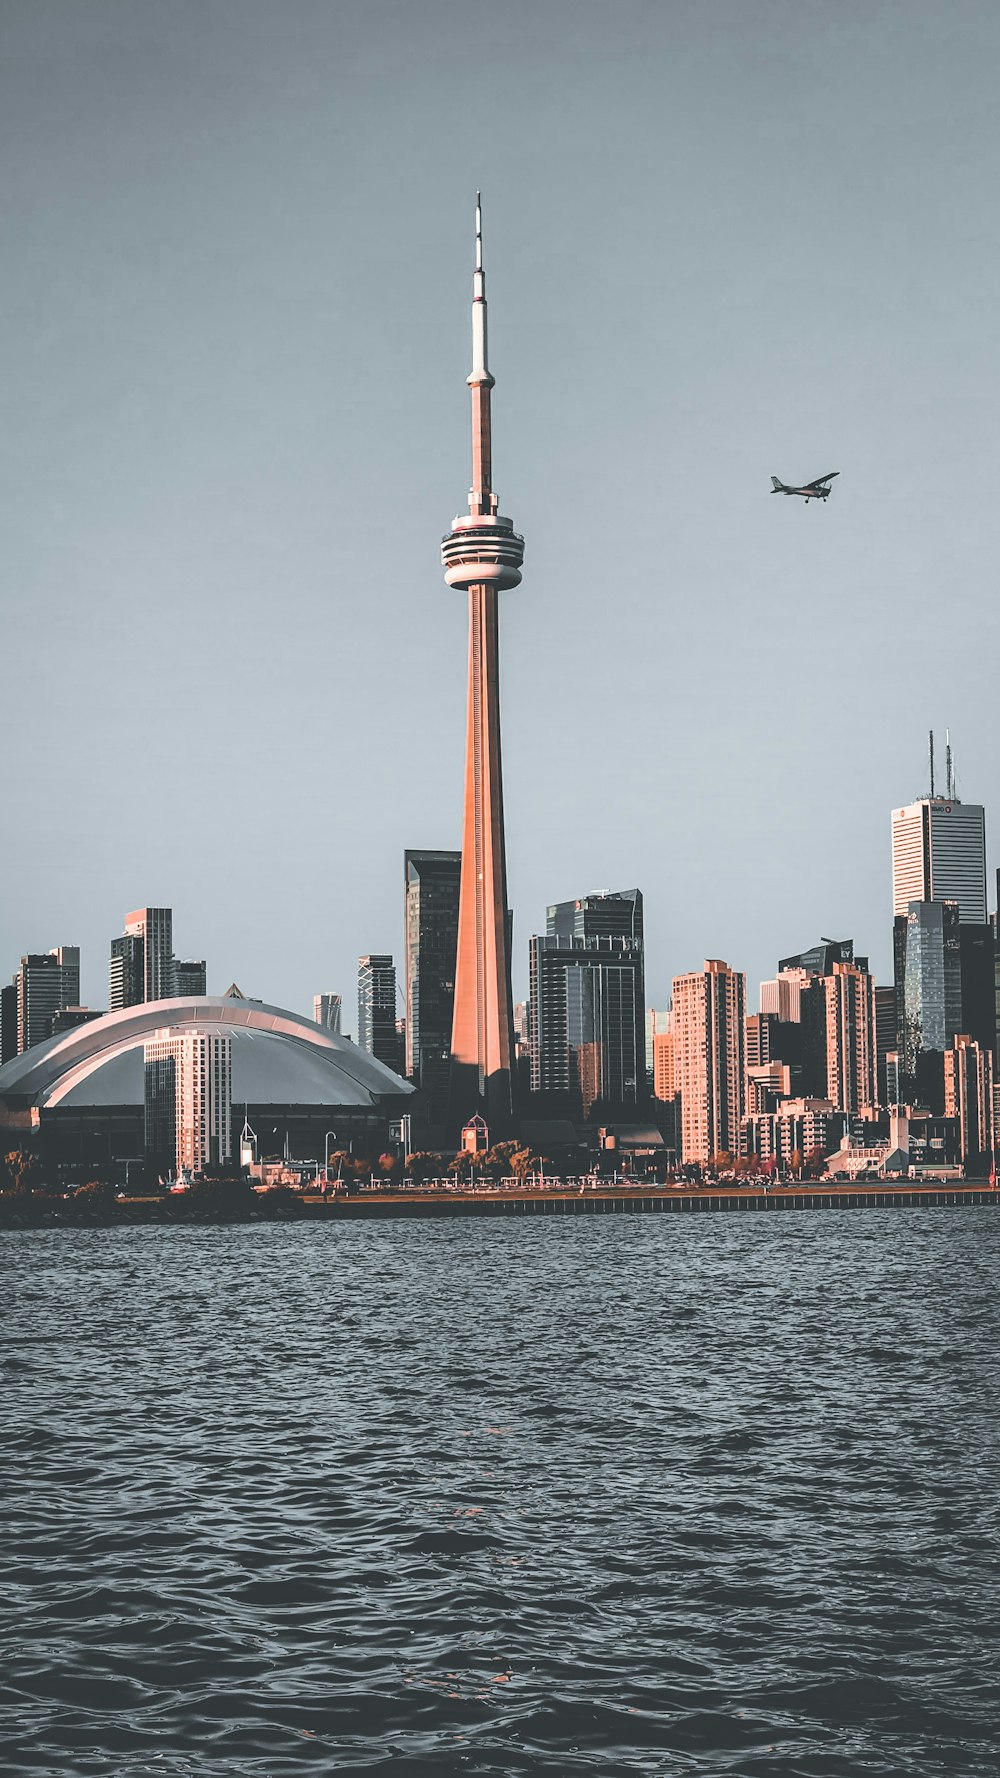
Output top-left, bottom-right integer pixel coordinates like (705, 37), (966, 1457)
(441, 195), (524, 1133)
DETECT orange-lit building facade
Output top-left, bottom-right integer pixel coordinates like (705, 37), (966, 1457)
(673, 960), (746, 1165)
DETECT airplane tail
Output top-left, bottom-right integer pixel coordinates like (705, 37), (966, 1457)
(770, 476), (783, 491)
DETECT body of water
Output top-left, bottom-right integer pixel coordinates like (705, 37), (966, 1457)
(2, 1211), (999, 1775)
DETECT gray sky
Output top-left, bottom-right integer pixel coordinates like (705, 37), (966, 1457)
(2, 0), (998, 1027)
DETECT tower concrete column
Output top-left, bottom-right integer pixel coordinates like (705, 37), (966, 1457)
(441, 197), (524, 1132)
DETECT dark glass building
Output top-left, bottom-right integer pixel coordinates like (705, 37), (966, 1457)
(404, 850), (461, 1120)
(529, 933), (644, 1117)
(779, 937), (856, 975)
(174, 960), (207, 998)
(358, 955), (401, 1072)
(108, 934), (145, 1011)
(895, 900), (963, 1110)
(548, 888), (644, 950)
(542, 890), (645, 1110)
(0, 982), (17, 1065)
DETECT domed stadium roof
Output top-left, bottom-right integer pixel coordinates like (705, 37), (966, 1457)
(0, 997), (413, 1111)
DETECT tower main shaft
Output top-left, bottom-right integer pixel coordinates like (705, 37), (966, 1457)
(441, 196), (524, 1132)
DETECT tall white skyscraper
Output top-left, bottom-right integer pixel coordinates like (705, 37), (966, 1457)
(891, 799), (987, 925)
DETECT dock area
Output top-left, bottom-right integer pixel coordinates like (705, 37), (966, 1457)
(298, 1182), (998, 1218)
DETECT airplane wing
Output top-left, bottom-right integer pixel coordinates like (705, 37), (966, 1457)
(803, 471), (839, 489)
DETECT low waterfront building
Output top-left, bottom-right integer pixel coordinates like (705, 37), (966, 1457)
(742, 1097), (845, 1168)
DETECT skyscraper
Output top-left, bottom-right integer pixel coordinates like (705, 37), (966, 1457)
(14, 947), (80, 1052)
(944, 1034), (994, 1167)
(818, 961), (877, 1115)
(174, 960), (207, 998)
(313, 993), (343, 1034)
(0, 982), (17, 1065)
(404, 850), (461, 1118)
(759, 969), (807, 1022)
(144, 1027), (232, 1176)
(529, 934), (644, 1116)
(779, 938), (855, 976)
(358, 955), (400, 1070)
(896, 899), (963, 1109)
(547, 890), (644, 949)
(672, 961), (746, 1165)
(109, 908), (175, 1009)
(442, 197), (524, 1133)
(652, 1019), (675, 1102)
(891, 796), (987, 925)
(547, 890), (645, 1084)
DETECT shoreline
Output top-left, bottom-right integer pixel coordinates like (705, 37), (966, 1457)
(2, 1179), (996, 1229)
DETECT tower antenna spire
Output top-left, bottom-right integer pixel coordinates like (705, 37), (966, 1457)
(945, 728), (953, 799)
(928, 728), (935, 798)
(468, 191), (496, 516)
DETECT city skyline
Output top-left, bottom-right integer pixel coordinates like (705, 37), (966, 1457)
(1, 2), (998, 1025)
(4, 753), (994, 1037)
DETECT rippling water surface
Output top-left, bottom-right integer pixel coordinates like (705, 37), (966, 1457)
(3, 1212), (1000, 1776)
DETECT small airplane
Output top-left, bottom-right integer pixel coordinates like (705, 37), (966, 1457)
(770, 471), (839, 501)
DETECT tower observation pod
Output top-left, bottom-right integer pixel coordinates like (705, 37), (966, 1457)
(442, 195), (524, 1133)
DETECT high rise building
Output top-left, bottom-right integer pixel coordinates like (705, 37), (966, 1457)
(442, 197), (524, 1132)
(109, 934), (144, 1011)
(404, 850), (461, 1116)
(874, 983), (898, 1108)
(15, 948), (81, 1052)
(548, 889), (644, 948)
(891, 795), (987, 925)
(817, 961), (877, 1115)
(51, 1007), (102, 1036)
(529, 934), (644, 1116)
(673, 961), (746, 1165)
(313, 993), (343, 1034)
(547, 891), (646, 1088)
(109, 908), (175, 1009)
(144, 1027), (232, 1176)
(993, 867), (1000, 1066)
(174, 960), (207, 998)
(944, 1035), (994, 1167)
(0, 982), (17, 1065)
(645, 1007), (670, 1077)
(358, 956), (400, 1071)
(652, 1019), (675, 1102)
(745, 1012), (777, 1069)
(896, 899), (963, 1110)
(779, 939), (855, 976)
(759, 969), (807, 1022)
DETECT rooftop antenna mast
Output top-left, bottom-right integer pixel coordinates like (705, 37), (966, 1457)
(928, 728), (935, 799)
(945, 728), (953, 800)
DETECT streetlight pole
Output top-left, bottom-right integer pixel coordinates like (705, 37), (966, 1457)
(322, 1130), (338, 1184)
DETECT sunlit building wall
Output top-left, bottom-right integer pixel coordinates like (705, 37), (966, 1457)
(673, 960), (746, 1165)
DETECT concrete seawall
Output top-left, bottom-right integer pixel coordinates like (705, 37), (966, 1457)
(298, 1184), (998, 1219)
